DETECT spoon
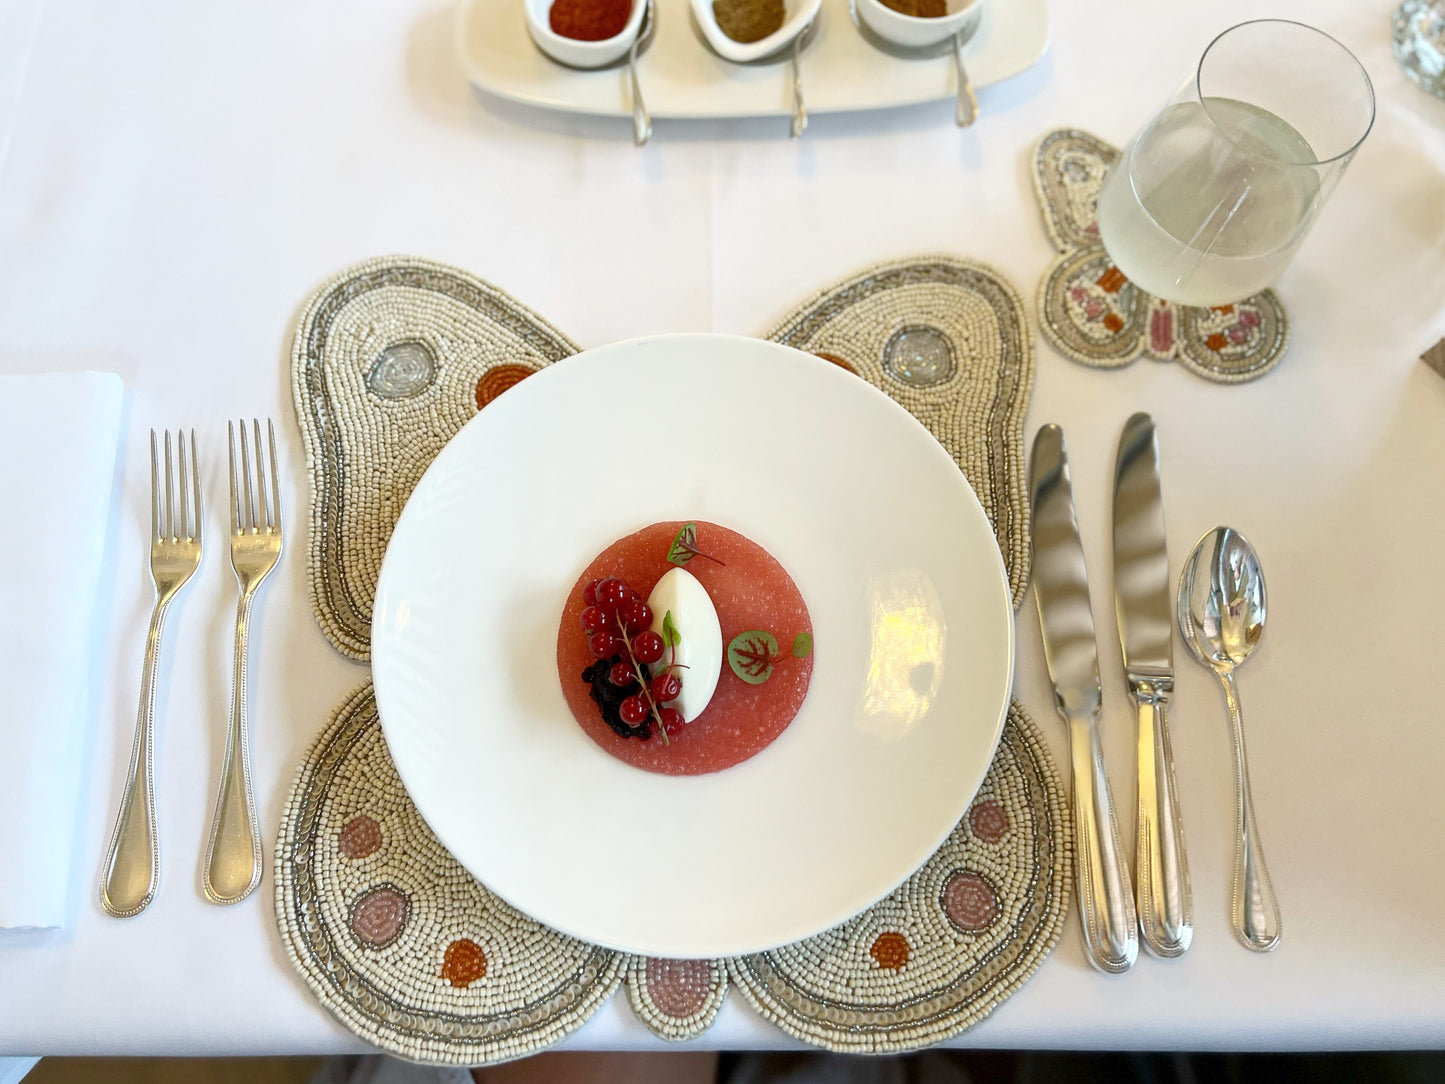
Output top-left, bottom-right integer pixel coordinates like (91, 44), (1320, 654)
(628, 0), (655, 145)
(1176, 527), (1282, 952)
(693, 15), (819, 138)
(848, 1), (982, 127)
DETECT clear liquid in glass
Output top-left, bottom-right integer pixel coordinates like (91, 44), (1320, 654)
(1095, 97), (1322, 306)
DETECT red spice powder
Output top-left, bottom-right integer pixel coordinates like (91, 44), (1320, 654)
(550, 0), (632, 41)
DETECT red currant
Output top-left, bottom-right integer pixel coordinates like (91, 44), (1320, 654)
(651, 672), (682, 703)
(579, 605), (608, 633)
(583, 579), (601, 606)
(632, 631), (664, 665)
(658, 707), (684, 736)
(619, 694), (648, 725)
(594, 577), (629, 611)
(588, 630), (621, 659)
(609, 661), (634, 687)
(620, 597), (653, 633)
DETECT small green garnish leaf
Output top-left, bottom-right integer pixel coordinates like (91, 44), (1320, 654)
(728, 630), (779, 685)
(664, 521), (725, 567)
(790, 632), (813, 658)
(666, 523), (698, 566)
(662, 610), (681, 651)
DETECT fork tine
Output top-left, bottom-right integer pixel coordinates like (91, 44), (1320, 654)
(267, 419), (281, 533)
(149, 430), (160, 543)
(190, 429), (202, 546)
(228, 421), (240, 533)
(252, 419), (269, 531)
(177, 427), (189, 541)
(164, 430), (175, 541)
(239, 419), (255, 533)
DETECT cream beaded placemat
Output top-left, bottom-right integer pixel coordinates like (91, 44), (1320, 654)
(1033, 128), (1291, 384)
(278, 254), (1068, 1065)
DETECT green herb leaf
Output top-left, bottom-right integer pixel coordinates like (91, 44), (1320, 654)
(666, 523), (698, 566)
(728, 630), (779, 685)
(790, 632), (813, 658)
(662, 610), (681, 651)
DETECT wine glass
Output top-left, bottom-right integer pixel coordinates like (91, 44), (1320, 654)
(1095, 20), (1375, 308)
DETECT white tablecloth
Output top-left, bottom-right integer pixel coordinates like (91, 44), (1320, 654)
(1, 0), (1443, 1057)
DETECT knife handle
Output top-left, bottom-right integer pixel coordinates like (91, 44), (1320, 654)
(1067, 714), (1138, 973)
(1135, 692), (1193, 957)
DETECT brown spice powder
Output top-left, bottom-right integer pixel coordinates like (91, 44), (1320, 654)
(713, 0), (786, 43)
(880, 0), (947, 16)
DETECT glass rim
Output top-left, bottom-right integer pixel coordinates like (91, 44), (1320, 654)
(1192, 18), (1377, 169)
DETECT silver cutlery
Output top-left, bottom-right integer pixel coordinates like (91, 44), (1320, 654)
(951, 27), (978, 127)
(1030, 424), (1138, 974)
(101, 430), (202, 918)
(1178, 527), (1282, 952)
(629, 0), (654, 145)
(848, 2), (983, 127)
(790, 24), (810, 138)
(202, 420), (283, 906)
(1113, 414), (1192, 958)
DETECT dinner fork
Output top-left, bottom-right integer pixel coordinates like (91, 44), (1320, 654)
(100, 430), (202, 918)
(202, 419), (282, 905)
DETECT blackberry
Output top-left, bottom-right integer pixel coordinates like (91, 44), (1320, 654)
(581, 655), (652, 739)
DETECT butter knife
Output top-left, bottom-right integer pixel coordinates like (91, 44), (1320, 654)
(1030, 424), (1138, 974)
(1113, 413), (1193, 958)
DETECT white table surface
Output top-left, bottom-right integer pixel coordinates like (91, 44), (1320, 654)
(2, 0), (1444, 1059)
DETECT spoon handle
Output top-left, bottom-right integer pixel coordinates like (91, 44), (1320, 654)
(628, 7), (651, 147)
(1066, 712), (1138, 973)
(1134, 693), (1193, 957)
(789, 29), (808, 139)
(952, 30), (977, 127)
(1218, 670), (1282, 951)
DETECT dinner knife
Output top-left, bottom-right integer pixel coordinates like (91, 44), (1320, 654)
(1113, 413), (1193, 958)
(1030, 424), (1138, 975)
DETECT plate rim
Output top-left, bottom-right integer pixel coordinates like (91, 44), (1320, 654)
(371, 332), (1016, 957)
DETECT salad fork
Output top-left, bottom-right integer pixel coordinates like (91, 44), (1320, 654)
(101, 429), (202, 918)
(203, 419), (282, 905)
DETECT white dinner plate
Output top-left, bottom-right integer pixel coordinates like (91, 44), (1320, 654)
(372, 334), (1014, 958)
(454, 0), (1048, 121)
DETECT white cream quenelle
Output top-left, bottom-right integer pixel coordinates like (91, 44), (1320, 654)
(645, 567), (722, 722)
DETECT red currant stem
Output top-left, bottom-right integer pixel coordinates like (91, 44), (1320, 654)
(616, 613), (669, 746)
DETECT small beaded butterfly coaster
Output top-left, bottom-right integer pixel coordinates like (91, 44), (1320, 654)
(1033, 128), (1291, 384)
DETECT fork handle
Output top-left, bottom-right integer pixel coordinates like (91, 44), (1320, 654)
(203, 589), (262, 905)
(100, 596), (169, 917)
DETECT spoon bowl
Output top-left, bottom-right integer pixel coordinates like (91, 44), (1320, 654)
(1177, 526), (1282, 952)
(1177, 525), (1267, 672)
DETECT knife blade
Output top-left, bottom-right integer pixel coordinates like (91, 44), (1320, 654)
(1030, 423), (1138, 974)
(1113, 412), (1192, 958)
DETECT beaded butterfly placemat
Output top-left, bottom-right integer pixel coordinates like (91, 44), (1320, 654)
(279, 254), (1068, 1064)
(1032, 128), (1291, 384)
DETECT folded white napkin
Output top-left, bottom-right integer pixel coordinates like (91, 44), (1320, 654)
(0, 372), (124, 929)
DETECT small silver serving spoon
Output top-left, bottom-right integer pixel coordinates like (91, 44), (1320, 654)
(1177, 527), (1282, 952)
(848, 0), (981, 127)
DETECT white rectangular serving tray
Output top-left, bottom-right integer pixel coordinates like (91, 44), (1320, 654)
(455, 0), (1048, 120)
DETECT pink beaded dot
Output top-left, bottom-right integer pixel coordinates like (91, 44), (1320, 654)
(338, 815), (383, 859)
(644, 958), (711, 1018)
(943, 871), (999, 933)
(968, 800), (1009, 844)
(350, 886), (409, 947)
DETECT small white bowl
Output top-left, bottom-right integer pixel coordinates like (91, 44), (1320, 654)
(525, 0), (647, 69)
(691, 0), (822, 64)
(855, 0), (982, 50)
